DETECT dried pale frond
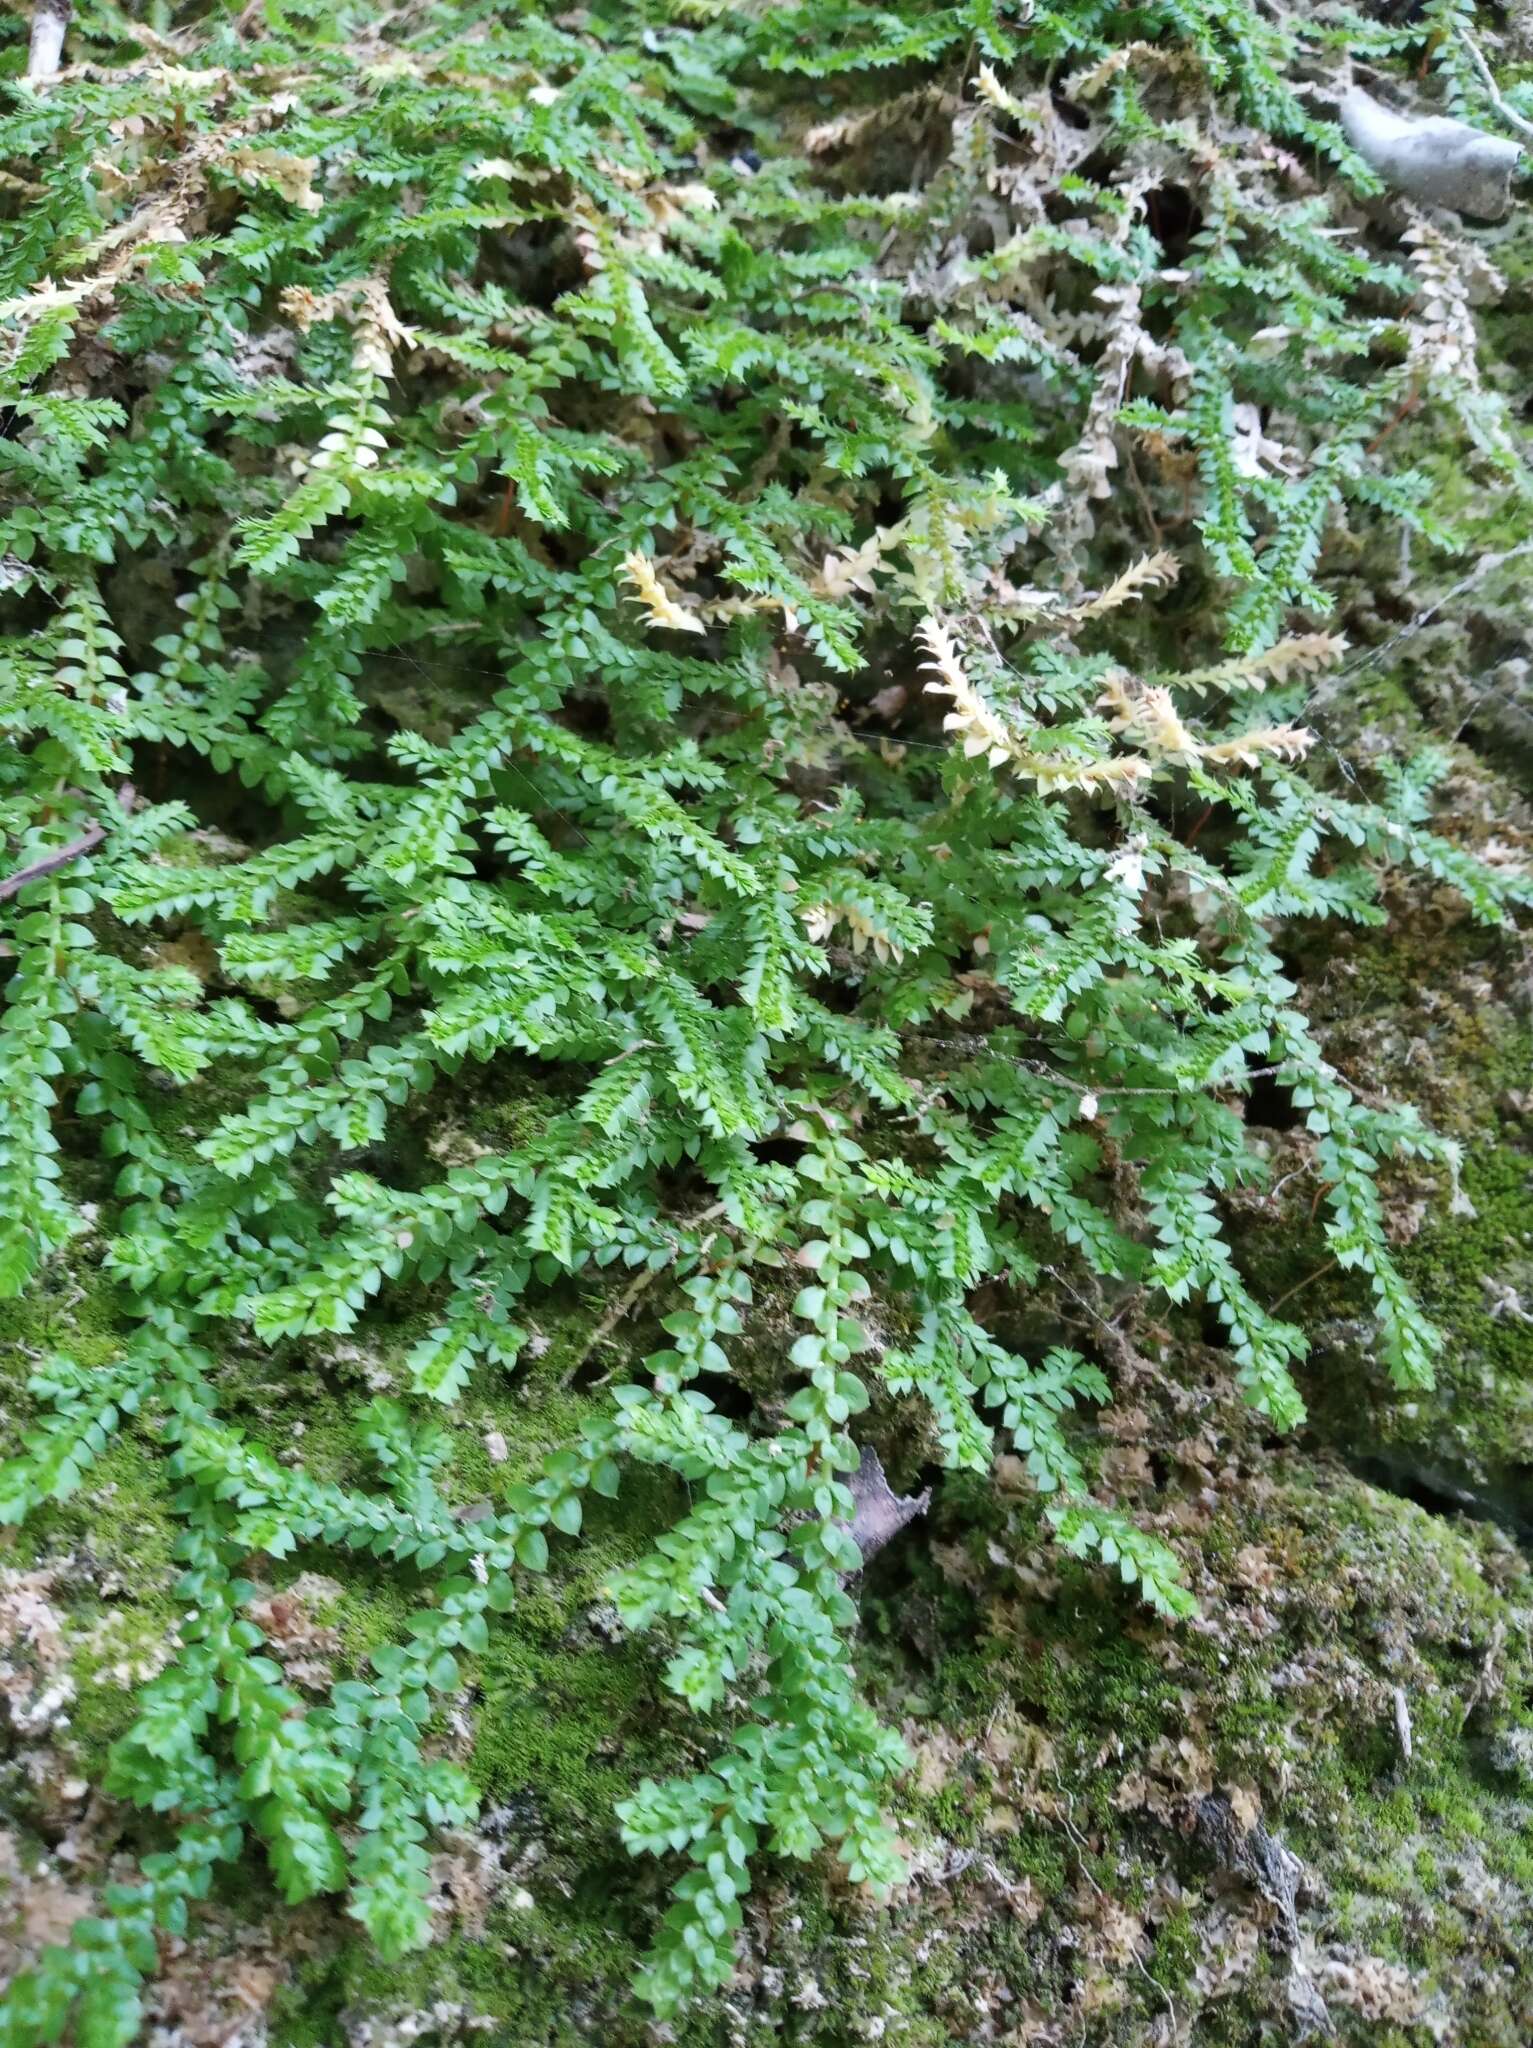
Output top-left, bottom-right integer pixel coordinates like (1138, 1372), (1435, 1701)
(309, 422), (388, 473)
(805, 86), (959, 156)
(696, 591), (784, 618)
(1404, 220), (1494, 389)
(0, 274), (99, 323)
(280, 276), (416, 375)
(1228, 401), (1298, 481)
(1172, 633), (1347, 696)
(149, 63), (228, 92)
(620, 552), (706, 635)
(1029, 754), (1153, 797)
(646, 182), (719, 230)
(804, 109), (867, 156)
(1200, 725), (1316, 768)
(1132, 685), (1199, 761)
(1097, 669), (1137, 731)
(1106, 834), (1149, 895)
(1063, 551), (1180, 626)
(801, 903), (904, 963)
(1066, 41), (1195, 101)
(920, 618), (1014, 768)
(221, 147), (323, 213)
(279, 284), (322, 330)
(76, 190), (191, 267)
(974, 64), (1038, 125)
(346, 278), (417, 377)
(0, 185), (192, 326)
(925, 624), (1152, 794)
(1065, 43), (1137, 99)
(815, 529), (892, 601)
(989, 579), (1063, 625)
(1057, 283), (1146, 503)
(1106, 671), (1315, 770)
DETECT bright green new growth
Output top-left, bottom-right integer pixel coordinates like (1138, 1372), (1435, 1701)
(0, 0), (1529, 2035)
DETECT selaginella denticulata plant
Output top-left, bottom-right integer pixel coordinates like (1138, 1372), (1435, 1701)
(1, 0), (1530, 2037)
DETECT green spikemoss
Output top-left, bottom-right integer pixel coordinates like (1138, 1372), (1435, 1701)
(2, 0), (1532, 2037)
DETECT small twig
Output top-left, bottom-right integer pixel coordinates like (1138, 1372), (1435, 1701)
(1268, 1257), (1337, 1315)
(1267, 1160), (1317, 1203)
(1392, 1686), (1413, 1767)
(0, 820), (105, 902)
(1184, 802), (1214, 846)
(561, 1202), (728, 1386)
(1122, 439), (1164, 549)
(1364, 386), (1421, 458)
(0, 782), (133, 903)
(1459, 28), (1533, 145)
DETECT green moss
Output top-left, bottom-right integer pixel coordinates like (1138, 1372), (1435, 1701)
(1146, 1906), (1198, 1995)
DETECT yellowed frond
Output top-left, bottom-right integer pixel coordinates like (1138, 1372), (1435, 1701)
(1173, 633), (1347, 696)
(923, 622), (1152, 796)
(1200, 725), (1316, 768)
(919, 618), (1014, 768)
(802, 903), (905, 963)
(620, 552), (706, 635)
(1064, 551), (1180, 625)
(974, 63), (1037, 124)
(1104, 670), (1314, 770)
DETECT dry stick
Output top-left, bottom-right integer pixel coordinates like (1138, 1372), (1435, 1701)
(1459, 29), (1533, 145)
(1364, 387), (1421, 458)
(1268, 1258), (1338, 1315)
(0, 819), (104, 902)
(0, 782), (134, 903)
(561, 1201), (728, 1387)
(25, 0), (71, 83)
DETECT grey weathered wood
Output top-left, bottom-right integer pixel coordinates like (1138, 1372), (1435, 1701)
(1342, 86), (1520, 219)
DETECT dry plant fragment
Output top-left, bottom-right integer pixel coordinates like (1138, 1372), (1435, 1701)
(280, 277), (416, 376)
(801, 901), (904, 963)
(1065, 551), (1180, 625)
(619, 552), (706, 634)
(921, 619), (1152, 794)
(221, 146), (323, 213)
(1173, 634), (1347, 696)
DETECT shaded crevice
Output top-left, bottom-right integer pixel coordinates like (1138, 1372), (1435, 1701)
(1336, 1444), (1533, 1548)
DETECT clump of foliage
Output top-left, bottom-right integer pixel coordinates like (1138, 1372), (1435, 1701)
(0, 0), (1528, 2036)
